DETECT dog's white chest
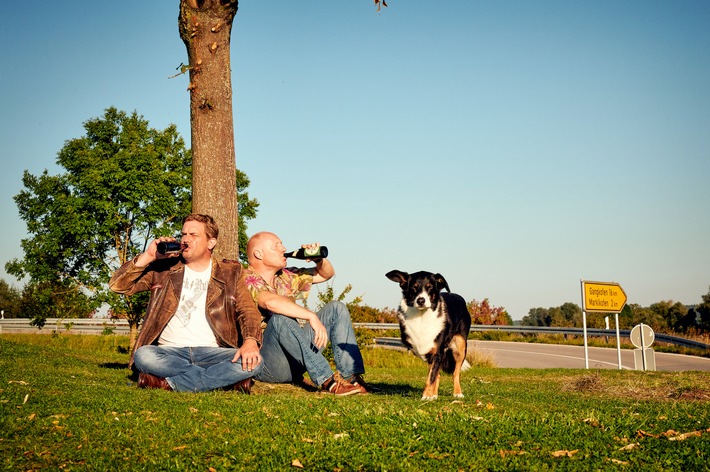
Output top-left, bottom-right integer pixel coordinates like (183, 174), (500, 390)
(399, 305), (446, 359)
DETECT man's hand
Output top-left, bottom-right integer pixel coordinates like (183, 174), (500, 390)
(232, 338), (261, 371)
(135, 237), (180, 267)
(309, 315), (329, 350)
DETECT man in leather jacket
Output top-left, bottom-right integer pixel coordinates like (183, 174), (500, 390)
(109, 214), (263, 393)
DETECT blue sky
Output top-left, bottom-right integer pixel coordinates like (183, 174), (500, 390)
(1, 1), (709, 320)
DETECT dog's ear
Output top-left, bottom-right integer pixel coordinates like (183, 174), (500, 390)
(434, 273), (450, 292)
(386, 270), (409, 287)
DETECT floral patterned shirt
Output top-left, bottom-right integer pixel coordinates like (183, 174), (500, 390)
(243, 266), (315, 321)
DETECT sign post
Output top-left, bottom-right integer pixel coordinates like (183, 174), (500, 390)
(580, 280), (627, 369)
(630, 323), (656, 371)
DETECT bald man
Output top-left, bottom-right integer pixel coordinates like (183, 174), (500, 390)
(243, 232), (377, 395)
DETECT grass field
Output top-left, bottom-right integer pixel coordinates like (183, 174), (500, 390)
(1, 333), (709, 471)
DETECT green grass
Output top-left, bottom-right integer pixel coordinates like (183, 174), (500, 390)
(1, 334), (709, 471)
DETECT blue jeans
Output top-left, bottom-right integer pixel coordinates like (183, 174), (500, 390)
(255, 301), (365, 386)
(133, 345), (262, 393)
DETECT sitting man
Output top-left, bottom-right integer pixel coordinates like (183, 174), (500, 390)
(109, 214), (263, 393)
(244, 231), (376, 396)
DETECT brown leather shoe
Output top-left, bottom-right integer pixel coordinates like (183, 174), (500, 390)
(137, 372), (172, 391)
(321, 374), (360, 396)
(224, 378), (254, 394)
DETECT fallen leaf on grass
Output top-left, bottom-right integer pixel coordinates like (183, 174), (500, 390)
(9, 380), (28, 385)
(637, 429), (657, 438)
(618, 443), (638, 451)
(23, 394), (29, 404)
(301, 438), (314, 443)
(292, 459), (304, 468)
(172, 445), (187, 451)
(189, 407), (198, 413)
(500, 450), (526, 458)
(27, 413), (36, 421)
(551, 449), (579, 458)
(333, 433), (349, 440)
(668, 430), (702, 441)
(639, 428), (709, 440)
(611, 459), (629, 465)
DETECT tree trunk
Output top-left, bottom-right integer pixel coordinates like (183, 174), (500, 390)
(179, 0), (240, 260)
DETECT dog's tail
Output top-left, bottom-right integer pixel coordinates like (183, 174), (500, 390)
(442, 353), (472, 374)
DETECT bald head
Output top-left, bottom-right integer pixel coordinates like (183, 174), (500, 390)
(247, 232), (286, 270)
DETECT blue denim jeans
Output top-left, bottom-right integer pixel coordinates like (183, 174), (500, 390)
(133, 345), (262, 392)
(255, 301), (365, 386)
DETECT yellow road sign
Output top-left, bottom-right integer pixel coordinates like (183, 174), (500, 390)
(582, 281), (627, 313)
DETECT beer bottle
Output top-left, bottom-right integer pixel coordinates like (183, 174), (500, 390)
(284, 246), (328, 260)
(157, 241), (182, 255)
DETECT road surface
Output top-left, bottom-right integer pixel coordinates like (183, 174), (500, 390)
(471, 340), (710, 371)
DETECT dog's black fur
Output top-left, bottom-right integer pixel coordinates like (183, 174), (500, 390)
(386, 270), (472, 400)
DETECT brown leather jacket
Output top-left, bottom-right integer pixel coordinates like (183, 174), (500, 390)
(109, 257), (263, 367)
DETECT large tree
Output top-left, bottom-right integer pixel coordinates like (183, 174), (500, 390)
(6, 107), (258, 345)
(179, 0), (241, 260)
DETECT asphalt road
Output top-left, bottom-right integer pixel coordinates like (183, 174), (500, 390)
(471, 340), (710, 371)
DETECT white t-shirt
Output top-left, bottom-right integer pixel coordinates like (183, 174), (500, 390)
(158, 261), (218, 347)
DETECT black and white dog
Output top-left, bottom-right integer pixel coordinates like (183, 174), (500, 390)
(386, 270), (472, 400)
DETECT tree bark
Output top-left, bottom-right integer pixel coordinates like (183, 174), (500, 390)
(179, 0), (240, 260)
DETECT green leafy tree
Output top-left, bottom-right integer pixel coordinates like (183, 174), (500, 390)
(649, 300), (688, 333)
(18, 280), (95, 326)
(618, 303), (667, 331)
(6, 107), (259, 346)
(548, 302), (583, 327)
(694, 286), (710, 333)
(521, 307), (551, 327)
(0, 279), (21, 318)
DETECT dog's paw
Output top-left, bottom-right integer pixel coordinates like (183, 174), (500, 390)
(454, 393), (465, 399)
(421, 394), (438, 401)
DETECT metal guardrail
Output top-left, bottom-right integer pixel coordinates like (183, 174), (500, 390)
(1, 319), (707, 350)
(352, 322), (710, 350)
(0, 318), (132, 335)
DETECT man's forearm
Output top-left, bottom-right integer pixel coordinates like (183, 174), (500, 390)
(313, 259), (335, 282)
(259, 292), (318, 323)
